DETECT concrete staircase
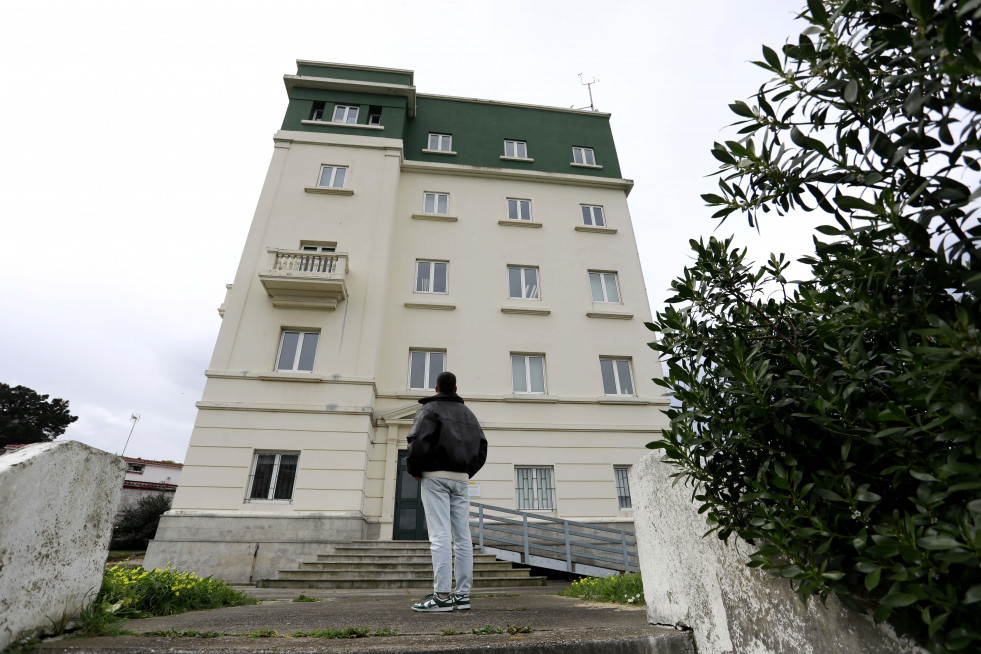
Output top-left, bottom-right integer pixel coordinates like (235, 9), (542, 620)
(255, 540), (547, 589)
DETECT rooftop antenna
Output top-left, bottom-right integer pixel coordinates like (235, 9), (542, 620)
(120, 413), (140, 458)
(572, 74), (599, 111)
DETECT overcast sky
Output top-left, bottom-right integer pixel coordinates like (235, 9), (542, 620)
(0, 1), (812, 462)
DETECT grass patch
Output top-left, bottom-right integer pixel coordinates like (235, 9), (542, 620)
(141, 630), (227, 638)
(440, 628), (464, 636)
(246, 629), (278, 638)
(292, 594), (320, 602)
(557, 573), (645, 606)
(106, 550), (145, 563)
(292, 627), (370, 639)
(506, 625), (534, 634)
(374, 627), (399, 636)
(77, 564), (257, 636)
(472, 625), (504, 634)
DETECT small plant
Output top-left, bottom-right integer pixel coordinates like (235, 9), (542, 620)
(292, 627), (370, 638)
(506, 625), (534, 635)
(246, 629), (278, 638)
(374, 627), (399, 636)
(440, 628), (464, 636)
(472, 625), (504, 634)
(558, 573), (645, 605)
(292, 594), (320, 602)
(110, 494), (172, 550)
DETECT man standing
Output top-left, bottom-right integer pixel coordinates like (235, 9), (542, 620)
(406, 371), (488, 612)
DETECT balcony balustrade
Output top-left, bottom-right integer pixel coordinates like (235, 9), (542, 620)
(258, 249), (348, 310)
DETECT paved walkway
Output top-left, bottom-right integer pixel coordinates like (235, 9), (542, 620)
(35, 582), (693, 653)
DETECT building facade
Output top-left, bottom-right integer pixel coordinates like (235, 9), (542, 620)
(144, 62), (668, 582)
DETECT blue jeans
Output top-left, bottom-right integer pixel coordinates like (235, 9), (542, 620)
(420, 477), (473, 596)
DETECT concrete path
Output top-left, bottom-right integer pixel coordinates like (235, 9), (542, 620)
(35, 582), (693, 653)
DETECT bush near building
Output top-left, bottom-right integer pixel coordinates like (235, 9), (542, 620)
(647, 1), (981, 652)
(111, 494), (171, 551)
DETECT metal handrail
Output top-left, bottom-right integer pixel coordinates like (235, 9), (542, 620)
(469, 502), (637, 575)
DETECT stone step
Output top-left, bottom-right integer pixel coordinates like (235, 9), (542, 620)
(278, 567), (525, 581)
(331, 545), (433, 555)
(299, 561), (511, 572)
(256, 575), (547, 589)
(313, 553), (499, 564)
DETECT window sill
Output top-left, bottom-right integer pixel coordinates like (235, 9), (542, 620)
(500, 155), (535, 163)
(304, 187), (354, 195)
(570, 162), (603, 169)
(575, 225), (617, 234)
(301, 120), (384, 131)
(404, 302), (456, 311)
(243, 499), (293, 504)
(508, 395), (557, 403)
(498, 220), (542, 228)
(586, 311), (634, 320)
(412, 213), (458, 222)
(598, 397), (646, 404)
(501, 306), (551, 316)
(422, 148), (457, 155)
(259, 372), (321, 382)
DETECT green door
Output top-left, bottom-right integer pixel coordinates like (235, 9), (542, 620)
(393, 450), (428, 540)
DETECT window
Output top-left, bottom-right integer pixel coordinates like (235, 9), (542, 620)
(508, 266), (540, 299)
(368, 105), (382, 125)
(600, 358), (634, 395)
(572, 147), (596, 166)
(504, 140), (528, 158)
(246, 452), (299, 502)
(318, 165), (347, 188)
(511, 354), (546, 394)
(276, 331), (319, 372)
(409, 350), (445, 390)
(581, 205), (606, 226)
(332, 104), (359, 124)
(507, 198), (532, 221)
(614, 466), (632, 509)
(516, 466), (555, 510)
(311, 101), (326, 121)
(126, 463), (144, 474)
(423, 192), (449, 215)
(589, 272), (621, 303)
(300, 243), (336, 253)
(428, 133), (452, 151)
(415, 260), (448, 294)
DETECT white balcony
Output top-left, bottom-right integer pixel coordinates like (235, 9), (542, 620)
(258, 249), (348, 310)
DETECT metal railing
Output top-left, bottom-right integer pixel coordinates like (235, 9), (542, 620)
(469, 502), (638, 575)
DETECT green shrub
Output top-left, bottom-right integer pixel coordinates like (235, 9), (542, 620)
(558, 573), (645, 605)
(78, 565), (256, 635)
(110, 494), (172, 550)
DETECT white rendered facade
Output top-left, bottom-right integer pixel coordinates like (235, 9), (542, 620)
(145, 62), (668, 582)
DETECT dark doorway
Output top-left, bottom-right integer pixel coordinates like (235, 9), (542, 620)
(393, 450), (428, 540)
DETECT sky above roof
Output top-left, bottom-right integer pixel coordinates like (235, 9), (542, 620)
(0, 0), (815, 462)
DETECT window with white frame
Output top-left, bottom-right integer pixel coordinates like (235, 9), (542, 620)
(515, 466), (555, 510)
(428, 133), (453, 151)
(318, 165), (348, 188)
(408, 350), (445, 390)
(572, 147), (596, 166)
(508, 266), (540, 299)
(276, 331), (319, 372)
(511, 354), (546, 394)
(423, 192), (449, 215)
(600, 358), (634, 395)
(332, 104), (359, 124)
(246, 451), (299, 502)
(507, 198), (532, 221)
(415, 260), (448, 294)
(614, 465), (632, 509)
(504, 140), (528, 158)
(300, 242), (336, 253)
(581, 205), (606, 226)
(589, 271), (621, 303)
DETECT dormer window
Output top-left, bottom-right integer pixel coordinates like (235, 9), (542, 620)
(572, 147), (596, 166)
(311, 101), (326, 121)
(428, 133), (452, 152)
(367, 106), (382, 126)
(504, 140), (528, 158)
(332, 105), (359, 124)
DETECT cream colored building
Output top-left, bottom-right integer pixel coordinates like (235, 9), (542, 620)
(145, 62), (668, 582)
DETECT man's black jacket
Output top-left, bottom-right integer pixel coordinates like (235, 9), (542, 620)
(406, 392), (487, 479)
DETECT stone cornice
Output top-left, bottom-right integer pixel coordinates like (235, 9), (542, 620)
(400, 159), (633, 195)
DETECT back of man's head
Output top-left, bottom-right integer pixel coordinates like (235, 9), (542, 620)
(435, 371), (457, 394)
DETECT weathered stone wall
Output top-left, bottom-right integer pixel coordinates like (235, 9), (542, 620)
(0, 441), (124, 650)
(631, 452), (928, 654)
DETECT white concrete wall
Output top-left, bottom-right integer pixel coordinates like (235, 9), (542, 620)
(0, 441), (124, 650)
(631, 452), (927, 654)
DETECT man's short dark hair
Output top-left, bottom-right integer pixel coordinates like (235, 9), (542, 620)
(436, 371), (457, 392)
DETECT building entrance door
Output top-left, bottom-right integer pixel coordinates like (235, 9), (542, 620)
(393, 450), (428, 540)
